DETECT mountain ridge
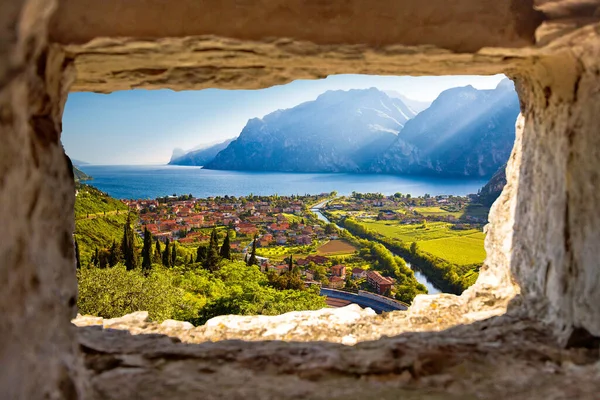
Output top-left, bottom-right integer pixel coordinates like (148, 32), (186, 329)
(204, 88), (416, 172)
(169, 138), (236, 166)
(368, 80), (519, 177)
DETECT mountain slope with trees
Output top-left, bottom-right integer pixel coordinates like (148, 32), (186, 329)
(74, 186), (326, 325)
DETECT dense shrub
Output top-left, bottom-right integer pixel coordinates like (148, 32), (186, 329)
(77, 261), (327, 325)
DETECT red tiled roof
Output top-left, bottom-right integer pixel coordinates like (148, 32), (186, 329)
(367, 270), (395, 285)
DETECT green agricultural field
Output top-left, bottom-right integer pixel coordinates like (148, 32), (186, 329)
(282, 213), (305, 224)
(361, 220), (480, 242)
(412, 206), (462, 219)
(316, 239), (357, 256)
(255, 243), (318, 260)
(417, 234), (486, 265)
(360, 220), (486, 265)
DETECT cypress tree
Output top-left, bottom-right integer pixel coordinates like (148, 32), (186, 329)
(92, 247), (99, 267)
(74, 238), (81, 269)
(171, 242), (177, 267)
(120, 213), (137, 270)
(288, 254), (293, 272)
(219, 230), (231, 260)
(141, 227), (152, 273)
(154, 239), (162, 264)
(196, 245), (208, 263)
(108, 240), (120, 267)
(162, 238), (171, 267)
(248, 234), (258, 266)
(203, 228), (220, 272)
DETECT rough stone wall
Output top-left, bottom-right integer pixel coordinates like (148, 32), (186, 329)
(509, 25), (600, 344)
(49, 0), (543, 51)
(0, 1), (85, 398)
(1, 0), (600, 398)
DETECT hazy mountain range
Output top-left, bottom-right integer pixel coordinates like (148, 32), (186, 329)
(383, 91), (431, 114)
(169, 138), (235, 166)
(170, 81), (520, 179)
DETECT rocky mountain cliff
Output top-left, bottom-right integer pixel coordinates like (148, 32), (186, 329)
(204, 88), (416, 172)
(369, 79), (520, 177)
(169, 138), (235, 166)
(477, 164), (507, 206)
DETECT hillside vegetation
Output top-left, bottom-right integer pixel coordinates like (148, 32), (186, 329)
(339, 217), (480, 294)
(74, 186), (327, 325)
(75, 184), (128, 218)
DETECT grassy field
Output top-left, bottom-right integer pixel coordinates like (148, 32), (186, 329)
(75, 185), (128, 219)
(412, 205), (489, 221)
(255, 243), (318, 260)
(360, 220), (486, 265)
(361, 220), (479, 242)
(417, 233), (486, 265)
(316, 240), (357, 256)
(412, 206), (462, 219)
(281, 213), (305, 224)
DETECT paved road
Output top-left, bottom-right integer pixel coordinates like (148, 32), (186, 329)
(320, 288), (407, 314)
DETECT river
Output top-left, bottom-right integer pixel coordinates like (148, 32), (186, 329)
(310, 201), (442, 295)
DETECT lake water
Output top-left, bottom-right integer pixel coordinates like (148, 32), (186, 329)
(78, 165), (487, 200)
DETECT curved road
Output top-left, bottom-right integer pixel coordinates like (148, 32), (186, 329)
(320, 288), (407, 313)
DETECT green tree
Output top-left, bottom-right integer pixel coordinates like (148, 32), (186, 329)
(203, 229), (221, 272)
(410, 242), (419, 255)
(141, 227), (153, 273)
(219, 230), (231, 260)
(77, 264), (182, 321)
(153, 239), (162, 264)
(108, 240), (120, 267)
(75, 237), (81, 269)
(248, 234), (258, 266)
(91, 247), (99, 267)
(325, 223), (339, 235)
(171, 242), (177, 267)
(288, 254), (293, 273)
(196, 245), (208, 264)
(162, 238), (171, 267)
(120, 213), (137, 270)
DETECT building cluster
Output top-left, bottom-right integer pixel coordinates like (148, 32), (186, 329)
(124, 196), (337, 247)
(257, 254), (393, 295)
(124, 194), (398, 297)
(326, 193), (487, 224)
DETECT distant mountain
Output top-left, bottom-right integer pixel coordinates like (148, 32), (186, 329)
(477, 164), (507, 206)
(384, 91), (431, 114)
(73, 166), (91, 182)
(205, 88), (416, 172)
(170, 148), (187, 162)
(169, 138), (236, 166)
(369, 79), (520, 177)
(71, 159), (89, 167)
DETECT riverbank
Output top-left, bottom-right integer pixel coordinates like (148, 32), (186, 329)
(311, 201), (442, 294)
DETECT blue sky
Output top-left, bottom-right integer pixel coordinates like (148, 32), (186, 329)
(62, 74), (506, 165)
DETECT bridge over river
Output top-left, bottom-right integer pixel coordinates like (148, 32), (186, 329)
(320, 288), (408, 313)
